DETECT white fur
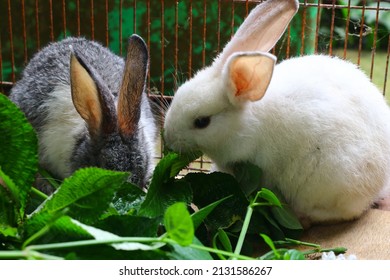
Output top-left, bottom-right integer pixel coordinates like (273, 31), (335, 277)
(164, 0), (390, 225)
(40, 85), (85, 177)
(164, 54), (390, 225)
(139, 95), (158, 174)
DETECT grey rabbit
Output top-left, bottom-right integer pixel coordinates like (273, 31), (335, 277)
(9, 35), (157, 189)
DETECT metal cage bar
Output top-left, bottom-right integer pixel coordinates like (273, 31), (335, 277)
(1, 0), (389, 172)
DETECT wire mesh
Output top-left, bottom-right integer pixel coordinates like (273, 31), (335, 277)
(0, 0), (389, 172)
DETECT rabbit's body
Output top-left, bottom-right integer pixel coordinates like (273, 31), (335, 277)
(163, 0), (390, 225)
(217, 55), (390, 223)
(10, 36), (157, 188)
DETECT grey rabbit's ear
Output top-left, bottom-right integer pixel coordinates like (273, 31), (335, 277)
(70, 50), (117, 137)
(117, 34), (149, 136)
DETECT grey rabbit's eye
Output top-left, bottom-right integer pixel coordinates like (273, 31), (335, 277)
(194, 117), (211, 129)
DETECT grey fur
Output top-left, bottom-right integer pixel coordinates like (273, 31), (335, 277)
(10, 36), (157, 189)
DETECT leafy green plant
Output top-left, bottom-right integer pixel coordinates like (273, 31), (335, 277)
(0, 94), (344, 260)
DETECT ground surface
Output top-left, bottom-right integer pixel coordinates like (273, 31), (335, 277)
(299, 196), (390, 260)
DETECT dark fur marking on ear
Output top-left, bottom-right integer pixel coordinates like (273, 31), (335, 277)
(118, 34), (149, 136)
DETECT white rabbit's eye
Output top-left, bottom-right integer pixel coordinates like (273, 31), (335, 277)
(194, 117), (210, 129)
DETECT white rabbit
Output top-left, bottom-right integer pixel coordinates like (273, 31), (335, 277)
(164, 0), (390, 226)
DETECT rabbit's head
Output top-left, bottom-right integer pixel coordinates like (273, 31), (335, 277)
(164, 0), (299, 162)
(70, 35), (155, 188)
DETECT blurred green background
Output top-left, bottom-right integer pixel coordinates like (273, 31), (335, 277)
(1, 0), (389, 96)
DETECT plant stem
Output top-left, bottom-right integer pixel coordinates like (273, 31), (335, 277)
(27, 237), (160, 251)
(211, 232), (226, 260)
(22, 235), (254, 260)
(274, 238), (321, 248)
(231, 189), (268, 259)
(161, 237), (254, 260)
(231, 204), (254, 259)
(251, 202), (275, 207)
(0, 250), (63, 260)
(274, 238), (347, 256)
(22, 210), (68, 249)
(301, 247), (347, 256)
(22, 224), (52, 249)
(188, 242), (254, 260)
(38, 167), (61, 189)
(30, 187), (48, 200)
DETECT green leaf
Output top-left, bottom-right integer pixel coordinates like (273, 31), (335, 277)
(256, 188), (282, 207)
(258, 248), (289, 260)
(232, 162), (264, 196)
(96, 215), (160, 238)
(0, 94), (38, 216)
(148, 152), (201, 185)
(283, 249), (305, 260)
(255, 208), (283, 236)
(185, 172), (247, 232)
(38, 167), (61, 190)
(0, 168), (19, 207)
(140, 179), (192, 218)
(254, 207), (301, 241)
(71, 219), (164, 251)
(260, 233), (280, 259)
(260, 248), (305, 260)
(191, 195), (232, 230)
(0, 169), (19, 228)
(216, 229), (233, 253)
(169, 152), (202, 178)
(164, 202), (194, 246)
(0, 224), (19, 239)
(167, 236), (213, 260)
(271, 205), (303, 231)
(65, 245), (169, 260)
(255, 188), (303, 239)
(139, 153), (195, 217)
(151, 152), (179, 183)
(24, 213), (92, 244)
(110, 182), (145, 215)
(258, 234), (306, 260)
(37, 168), (128, 224)
(3, 167), (140, 245)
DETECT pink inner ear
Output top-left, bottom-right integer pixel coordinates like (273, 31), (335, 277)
(70, 55), (103, 136)
(232, 65), (251, 97)
(229, 55), (274, 102)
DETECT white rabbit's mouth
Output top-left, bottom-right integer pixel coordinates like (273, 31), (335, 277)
(168, 140), (197, 155)
(164, 132), (199, 155)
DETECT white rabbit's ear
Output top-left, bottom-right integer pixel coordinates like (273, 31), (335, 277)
(225, 52), (276, 105)
(216, 0), (299, 67)
(70, 53), (103, 136)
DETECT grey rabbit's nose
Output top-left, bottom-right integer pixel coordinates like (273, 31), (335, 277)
(127, 173), (147, 191)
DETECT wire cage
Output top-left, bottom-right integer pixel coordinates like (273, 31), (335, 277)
(1, 0), (390, 172)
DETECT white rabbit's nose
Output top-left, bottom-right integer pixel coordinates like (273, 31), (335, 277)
(164, 127), (193, 155)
